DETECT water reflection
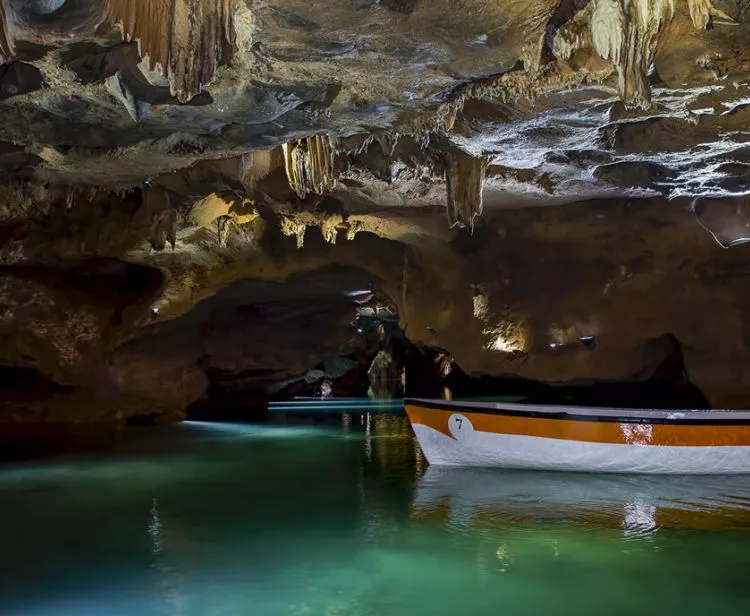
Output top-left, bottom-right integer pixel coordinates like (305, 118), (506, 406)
(367, 414), (424, 477)
(622, 501), (657, 539)
(412, 466), (750, 534)
(3, 417), (750, 616)
(149, 498), (163, 554)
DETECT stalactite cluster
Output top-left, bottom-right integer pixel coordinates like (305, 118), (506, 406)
(282, 136), (337, 200)
(590, 0), (675, 109)
(445, 152), (488, 234)
(588, 0), (735, 109)
(0, 0), (14, 64)
(102, 0), (236, 103)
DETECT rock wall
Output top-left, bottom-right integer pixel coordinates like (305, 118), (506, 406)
(2, 184), (750, 424)
(394, 199), (750, 408)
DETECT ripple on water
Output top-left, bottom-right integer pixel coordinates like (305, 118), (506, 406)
(2, 419), (750, 616)
(412, 467), (750, 536)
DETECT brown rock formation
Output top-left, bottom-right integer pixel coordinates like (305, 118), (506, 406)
(283, 136), (337, 199)
(445, 152), (488, 233)
(102, 0), (237, 102)
(0, 0), (14, 64)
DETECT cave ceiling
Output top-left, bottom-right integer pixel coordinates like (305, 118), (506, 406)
(0, 0), (747, 204)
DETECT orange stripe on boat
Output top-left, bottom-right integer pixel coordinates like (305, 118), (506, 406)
(404, 404), (750, 447)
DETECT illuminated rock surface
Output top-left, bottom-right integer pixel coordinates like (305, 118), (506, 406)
(1, 0), (750, 425)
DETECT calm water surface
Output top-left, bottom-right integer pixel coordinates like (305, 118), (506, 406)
(1, 411), (750, 616)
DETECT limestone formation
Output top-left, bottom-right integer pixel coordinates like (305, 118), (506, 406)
(589, 0), (737, 108)
(687, 0), (735, 29)
(445, 152), (488, 233)
(102, 0), (237, 102)
(282, 136), (337, 199)
(279, 215), (307, 249)
(368, 350), (401, 399)
(0, 0), (13, 64)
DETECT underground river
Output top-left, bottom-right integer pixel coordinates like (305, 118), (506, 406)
(1, 409), (750, 616)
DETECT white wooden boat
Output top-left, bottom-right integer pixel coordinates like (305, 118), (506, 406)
(404, 398), (750, 474)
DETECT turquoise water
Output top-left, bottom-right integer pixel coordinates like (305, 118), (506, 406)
(2, 412), (750, 616)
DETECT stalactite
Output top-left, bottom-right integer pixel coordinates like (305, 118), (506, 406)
(102, 0), (236, 103)
(590, 0), (672, 109)
(0, 0), (15, 64)
(280, 216), (307, 249)
(589, 0), (736, 109)
(238, 152), (254, 193)
(445, 152), (488, 234)
(216, 215), (231, 247)
(552, 3), (594, 62)
(282, 136), (337, 199)
(321, 215), (344, 245)
(346, 220), (364, 242)
(687, 0), (735, 29)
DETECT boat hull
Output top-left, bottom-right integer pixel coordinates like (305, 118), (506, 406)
(405, 399), (750, 474)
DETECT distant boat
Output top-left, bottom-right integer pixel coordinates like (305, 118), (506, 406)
(404, 398), (750, 474)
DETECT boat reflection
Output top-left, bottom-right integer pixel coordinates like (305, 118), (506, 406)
(412, 466), (750, 534)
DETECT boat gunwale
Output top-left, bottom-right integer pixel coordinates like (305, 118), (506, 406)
(403, 398), (750, 426)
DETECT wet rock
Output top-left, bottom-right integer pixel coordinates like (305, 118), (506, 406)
(268, 6), (320, 32)
(0, 141), (42, 171)
(380, 0), (420, 15)
(693, 197), (750, 248)
(61, 42), (139, 85)
(602, 116), (698, 154)
(715, 162), (750, 192)
(593, 160), (674, 191)
(0, 61), (43, 100)
(545, 149), (613, 167)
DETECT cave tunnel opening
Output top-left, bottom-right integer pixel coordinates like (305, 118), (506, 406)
(181, 265), (416, 423)
(169, 246), (489, 425)
(178, 258), (711, 425)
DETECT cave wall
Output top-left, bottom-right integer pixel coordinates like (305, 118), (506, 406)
(394, 199), (750, 408)
(2, 186), (749, 423)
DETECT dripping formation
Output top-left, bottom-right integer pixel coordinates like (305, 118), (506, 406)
(590, 0), (673, 109)
(0, 0), (14, 63)
(586, 0), (736, 109)
(282, 136), (338, 200)
(445, 152), (488, 234)
(102, 0), (237, 102)
(687, 0), (735, 29)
